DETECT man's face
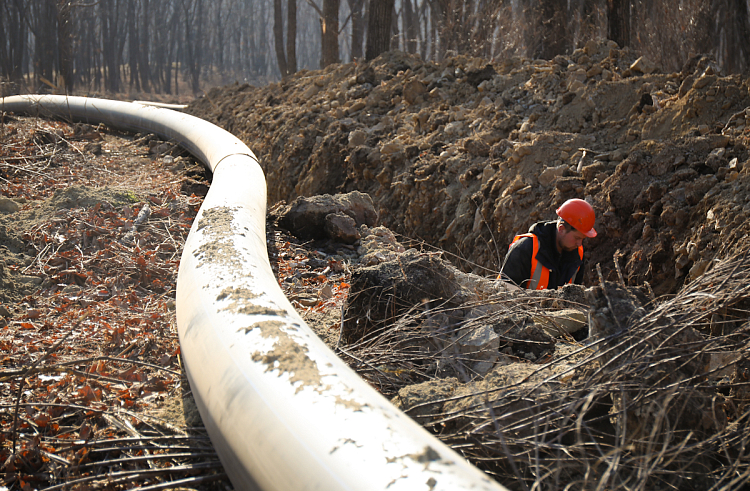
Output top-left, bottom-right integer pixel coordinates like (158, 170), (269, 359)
(557, 223), (586, 252)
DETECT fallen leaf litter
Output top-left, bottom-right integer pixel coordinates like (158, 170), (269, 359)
(0, 114), (229, 490)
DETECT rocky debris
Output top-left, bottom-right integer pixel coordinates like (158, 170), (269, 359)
(190, 44), (750, 298)
(532, 308), (587, 336)
(340, 244), (590, 377)
(356, 225), (406, 265)
(341, 249), (467, 345)
(186, 42), (750, 488)
(382, 249), (750, 489)
(268, 190), (750, 488)
(0, 197), (20, 213)
(275, 190), (378, 243)
(585, 281), (651, 338)
(390, 377), (459, 425)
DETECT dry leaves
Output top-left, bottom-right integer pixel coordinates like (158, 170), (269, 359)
(0, 114), (227, 490)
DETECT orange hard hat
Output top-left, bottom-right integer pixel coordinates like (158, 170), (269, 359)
(556, 199), (597, 238)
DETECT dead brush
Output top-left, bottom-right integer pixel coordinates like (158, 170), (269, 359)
(339, 247), (750, 490)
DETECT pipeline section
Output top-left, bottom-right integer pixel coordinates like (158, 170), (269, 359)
(0, 95), (508, 491)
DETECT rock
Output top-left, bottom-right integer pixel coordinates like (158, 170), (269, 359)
(583, 39), (600, 57)
(693, 74), (715, 90)
(318, 282), (334, 301)
(277, 191), (378, 241)
(444, 121), (467, 138)
(0, 197), (20, 213)
(349, 100), (366, 112)
(341, 250), (466, 344)
(463, 138), (490, 157)
(402, 79), (427, 104)
(456, 325), (500, 375)
(380, 141), (404, 155)
(533, 309), (587, 336)
(348, 129), (367, 147)
(391, 378), (459, 424)
(324, 212), (360, 244)
(538, 165), (567, 187)
(465, 64), (496, 86)
(581, 161), (606, 182)
(303, 84), (320, 98)
(19, 275), (43, 285)
(630, 56), (658, 74)
(585, 282), (649, 339)
(358, 226), (406, 265)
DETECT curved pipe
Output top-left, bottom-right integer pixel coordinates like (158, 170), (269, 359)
(0, 95), (507, 491)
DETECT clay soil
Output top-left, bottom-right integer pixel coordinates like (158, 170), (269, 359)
(186, 43), (750, 490)
(4, 40), (750, 490)
(190, 42), (750, 297)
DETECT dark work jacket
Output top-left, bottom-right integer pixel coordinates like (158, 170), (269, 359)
(500, 221), (584, 289)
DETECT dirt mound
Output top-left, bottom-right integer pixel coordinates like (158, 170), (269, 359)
(188, 44), (750, 296)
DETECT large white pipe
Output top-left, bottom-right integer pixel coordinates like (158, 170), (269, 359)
(1, 95), (507, 491)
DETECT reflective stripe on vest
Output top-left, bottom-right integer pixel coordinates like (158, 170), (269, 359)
(510, 233), (583, 290)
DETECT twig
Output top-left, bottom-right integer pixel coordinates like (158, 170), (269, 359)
(10, 311), (90, 453)
(75, 452), (218, 471)
(0, 354), (180, 381)
(613, 250), (626, 287)
(131, 473), (228, 491)
(39, 462), (224, 491)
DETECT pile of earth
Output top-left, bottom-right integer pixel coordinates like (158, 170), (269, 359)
(188, 40), (750, 297)
(271, 189), (750, 490)
(188, 42), (750, 487)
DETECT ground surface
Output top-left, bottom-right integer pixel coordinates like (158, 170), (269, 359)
(3, 42), (750, 490)
(186, 44), (750, 490)
(190, 43), (750, 297)
(0, 115), (230, 490)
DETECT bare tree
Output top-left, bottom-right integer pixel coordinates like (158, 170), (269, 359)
(534, 0), (569, 59)
(346, 0), (366, 60)
(321, 0), (340, 67)
(127, 0), (141, 91)
(608, 0), (631, 48)
(287, 0), (298, 73)
(0, 0), (28, 86)
(274, 0), (289, 76)
(139, 0), (151, 92)
(365, 0), (394, 60)
(402, 0), (418, 54)
(274, 0), (298, 77)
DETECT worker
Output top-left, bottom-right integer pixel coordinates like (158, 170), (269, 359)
(499, 198), (597, 290)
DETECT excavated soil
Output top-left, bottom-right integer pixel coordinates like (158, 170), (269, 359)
(188, 42), (750, 297)
(187, 44), (750, 489)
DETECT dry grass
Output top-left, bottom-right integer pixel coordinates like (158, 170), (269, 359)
(338, 247), (750, 490)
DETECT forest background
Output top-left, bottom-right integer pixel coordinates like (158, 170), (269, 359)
(1, 0), (750, 99)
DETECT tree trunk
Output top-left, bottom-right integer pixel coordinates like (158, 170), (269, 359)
(403, 0), (418, 54)
(56, 0), (74, 92)
(33, 0), (58, 88)
(287, 0), (297, 74)
(273, 0), (288, 76)
(127, 0), (141, 91)
(710, 0), (750, 73)
(1, 0), (26, 84)
(215, 0), (224, 69)
(534, 0), (569, 60)
(347, 0), (365, 60)
(320, 0), (339, 67)
(607, 0), (631, 48)
(365, 0), (394, 60)
(140, 0), (151, 92)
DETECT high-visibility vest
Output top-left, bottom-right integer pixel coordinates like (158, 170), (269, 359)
(509, 233), (583, 290)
